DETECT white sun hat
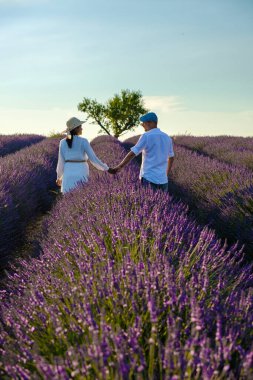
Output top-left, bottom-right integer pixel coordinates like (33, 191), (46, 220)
(64, 117), (85, 133)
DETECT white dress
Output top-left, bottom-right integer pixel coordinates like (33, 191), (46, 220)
(56, 136), (109, 193)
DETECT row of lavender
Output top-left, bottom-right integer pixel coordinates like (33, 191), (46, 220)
(0, 134), (45, 158)
(123, 136), (253, 257)
(0, 136), (252, 379)
(174, 135), (253, 171)
(0, 138), (59, 267)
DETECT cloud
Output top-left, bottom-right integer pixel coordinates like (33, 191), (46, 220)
(143, 96), (184, 113)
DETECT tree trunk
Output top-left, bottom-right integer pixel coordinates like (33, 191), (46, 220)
(96, 120), (111, 136)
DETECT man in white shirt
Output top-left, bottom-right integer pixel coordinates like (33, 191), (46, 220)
(113, 112), (174, 192)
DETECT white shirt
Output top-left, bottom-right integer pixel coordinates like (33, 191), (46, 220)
(130, 128), (174, 184)
(56, 136), (109, 193)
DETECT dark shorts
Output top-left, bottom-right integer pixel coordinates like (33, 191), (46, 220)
(141, 177), (168, 192)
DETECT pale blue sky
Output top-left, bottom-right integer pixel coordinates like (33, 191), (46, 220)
(0, 0), (252, 139)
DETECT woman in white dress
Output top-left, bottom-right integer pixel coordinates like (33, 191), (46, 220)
(56, 117), (114, 194)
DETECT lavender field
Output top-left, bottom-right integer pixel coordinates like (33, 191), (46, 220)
(0, 135), (252, 379)
(174, 136), (253, 171)
(0, 134), (45, 158)
(124, 136), (253, 257)
(0, 138), (59, 267)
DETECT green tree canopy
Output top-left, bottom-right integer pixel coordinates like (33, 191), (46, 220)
(78, 89), (148, 138)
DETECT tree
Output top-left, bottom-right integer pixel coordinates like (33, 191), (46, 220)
(78, 89), (148, 138)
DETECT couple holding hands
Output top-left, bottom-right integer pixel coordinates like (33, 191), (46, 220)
(56, 112), (174, 194)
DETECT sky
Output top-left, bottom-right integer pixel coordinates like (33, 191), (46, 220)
(0, 0), (252, 140)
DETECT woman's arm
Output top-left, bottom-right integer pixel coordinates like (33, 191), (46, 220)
(84, 140), (109, 171)
(56, 141), (64, 180)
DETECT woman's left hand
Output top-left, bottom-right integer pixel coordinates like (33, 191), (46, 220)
(56, 178), (62, 187)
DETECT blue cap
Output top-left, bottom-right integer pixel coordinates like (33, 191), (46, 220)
(139, 112), (158, 123)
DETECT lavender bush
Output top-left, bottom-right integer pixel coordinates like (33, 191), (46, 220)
(174, 136), (253, 171)
(0, 138), (59, 266)
(0, 136), (252, 379)
(170, 145), (253, 255)
(123, 136), (253, 256)
(0, 134), (44, 158)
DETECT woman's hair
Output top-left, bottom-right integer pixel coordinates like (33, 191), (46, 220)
(66, 127), (79, 148)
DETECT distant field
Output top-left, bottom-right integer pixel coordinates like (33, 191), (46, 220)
(174, 135), (253, 171)
(0, 134), (45, 157)
(0, 135), (252, 379)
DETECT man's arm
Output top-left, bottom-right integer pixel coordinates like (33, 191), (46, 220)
(112, 134), (145, 173)
(114, 151), (136, 171)
(167, 156), (174, 176)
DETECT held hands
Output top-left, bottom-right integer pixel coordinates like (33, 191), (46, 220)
(107, 152), (133, 175)
(108, 168), (117, 174)
(108, 166), (122, 175)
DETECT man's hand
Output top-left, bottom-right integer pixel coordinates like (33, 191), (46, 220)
(109, 152), (135, 174)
